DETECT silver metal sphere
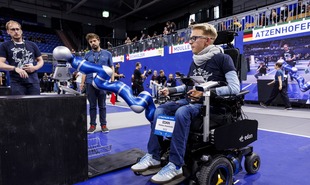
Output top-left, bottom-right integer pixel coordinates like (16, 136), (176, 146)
(53, 46), (72, 61)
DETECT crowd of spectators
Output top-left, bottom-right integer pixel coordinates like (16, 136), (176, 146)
(108, 0), (310, 57)
(213, 0), (310, 32)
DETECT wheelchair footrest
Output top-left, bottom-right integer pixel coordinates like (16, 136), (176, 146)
(139, 166), (161, 176)
(210, 119), (258, 150)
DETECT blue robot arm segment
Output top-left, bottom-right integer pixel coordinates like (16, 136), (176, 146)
(282, 62), (310, 92)
(53, 46), (155, 122)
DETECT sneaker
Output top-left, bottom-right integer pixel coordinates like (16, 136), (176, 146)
(260, 102), (267, 108)
(131, 153), (161, 172)
(151, 162), (183, 184)
(101, 125), (109, 133)
(285, 107), (293, 110)
(87, 125), (96, 134)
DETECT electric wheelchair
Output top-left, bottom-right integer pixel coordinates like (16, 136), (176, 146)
(134, 31), (261, 185)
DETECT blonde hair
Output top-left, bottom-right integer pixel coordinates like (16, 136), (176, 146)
(191, 23), (218, 41)
(85, 33), (100, 41)
(6, 20), (21, 30)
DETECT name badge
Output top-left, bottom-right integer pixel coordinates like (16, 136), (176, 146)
(154, 115), (175, 137)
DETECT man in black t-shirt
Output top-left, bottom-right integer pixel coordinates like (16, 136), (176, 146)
(0, 20), (44, 95)
(132, 62), (146, 96)
(165, 73), (176, 87)
(254, 62), (268, 79)
(281, 44), (296, 81)
(156, 70), (167, 86)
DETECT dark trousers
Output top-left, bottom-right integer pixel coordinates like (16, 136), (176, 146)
(265, 81), (291, 108)
(132, 83), (144, 96)
(86, 83), (107, 126)
(11, 82), (40, 95)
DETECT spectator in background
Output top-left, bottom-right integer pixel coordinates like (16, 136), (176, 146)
(71, 71), (78, 91)
(132, 62), (147, 96)
(0, 71), (3, 86)
(281, 43), (296, 81)
(270, 9), (279, 24)
(71, 48), (76, 55)
(232, 16), (242, 31)
(107, 41), (113, 50)
(170, 21), (177, 33)
(42, 72), (49, 92)
(132, 36), (138, 42)
(292, 0), (306, 17)
(165, 73), (176, 87)
(156, 69), (167, 87)
(152, 31), (157, 38)
(260, 61), (292, 110)
(150, 70), (158, 98)
(125, 37), (132, 45)
(254, 62), (268, 79)
(175, 71), (183, 78)
(260, 13), (268, 26)
(189, 18), (196, 26)
(0, 20), (44, 95)
(140, 33), (147, 41)
(280, 4), (289, 22)
(219, 21), (227, 31)
(82, 33), (114, 134)
(75, 71), (83, 92)
(163, 27), (169, 35)
(166, 21), (172, 34)
(114, 62), (125, 102)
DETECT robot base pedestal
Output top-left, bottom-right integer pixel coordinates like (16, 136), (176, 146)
(0, 95), (88, 185)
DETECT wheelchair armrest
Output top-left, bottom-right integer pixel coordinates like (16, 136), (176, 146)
(236, 90), (250, 97)
(214, 90), (249, 100)
(169, 92), (185, 98)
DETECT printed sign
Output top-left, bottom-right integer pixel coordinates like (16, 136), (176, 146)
(154, 115), (176, 137)
(169, 43), (191, 54)
(248, 19), (310, 42)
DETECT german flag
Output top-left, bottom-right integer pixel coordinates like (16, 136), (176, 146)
(243, 30), (253, 42)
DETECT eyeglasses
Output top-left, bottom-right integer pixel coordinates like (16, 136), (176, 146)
(9, 28), (21, 31)
(189, 36), (210, 42)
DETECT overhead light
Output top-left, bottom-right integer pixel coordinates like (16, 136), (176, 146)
(102, 11), (109, 18)
(42, 14), (47, 18)
(88, 23), (92, 26)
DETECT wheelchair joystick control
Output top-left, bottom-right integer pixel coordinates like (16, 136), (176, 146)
(195, 81), (219, 92)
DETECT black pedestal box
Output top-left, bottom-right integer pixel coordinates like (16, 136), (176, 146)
(0, 95), (88, 185)
(257, 78), (283, 105)
(0, 86), (11, 96)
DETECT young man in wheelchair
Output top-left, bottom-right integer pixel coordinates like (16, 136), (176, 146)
(131, 23), (240, 184)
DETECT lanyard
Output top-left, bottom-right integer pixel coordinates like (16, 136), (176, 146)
(92, 50), (101, 64)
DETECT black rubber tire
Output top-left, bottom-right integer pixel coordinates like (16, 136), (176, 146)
(198, 156), (233, 185)
(244, 153), (261, 174)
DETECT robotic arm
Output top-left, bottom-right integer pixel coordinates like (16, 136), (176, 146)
(281, 61), (310, 92)
(52, 46), (156, 122)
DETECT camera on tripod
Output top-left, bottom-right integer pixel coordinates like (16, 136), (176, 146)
(144, 66), (152, 77)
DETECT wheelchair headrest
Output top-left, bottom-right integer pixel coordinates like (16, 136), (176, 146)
(214, 31), (236, 45)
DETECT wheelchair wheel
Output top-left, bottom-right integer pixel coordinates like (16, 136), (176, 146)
(244, 153), (260, 174)
(198, 156), (233, 185)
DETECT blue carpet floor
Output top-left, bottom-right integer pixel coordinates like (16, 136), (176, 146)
(75, 125), (310, 185)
